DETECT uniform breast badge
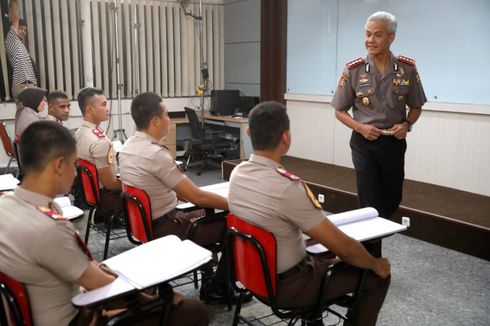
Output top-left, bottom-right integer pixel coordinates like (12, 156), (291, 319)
(362, 97), (370, 106)
(107, 147), (114, 164)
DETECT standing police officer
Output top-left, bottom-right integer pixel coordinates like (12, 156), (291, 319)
(332, 11), (426, 219)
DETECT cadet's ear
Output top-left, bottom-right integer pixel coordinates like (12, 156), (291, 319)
(52, 156), (65, 175)
(246, 127), (250, 137)
(389, 33), (396, 44)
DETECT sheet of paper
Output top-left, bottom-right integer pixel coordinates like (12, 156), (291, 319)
(0, 174), (20, 191)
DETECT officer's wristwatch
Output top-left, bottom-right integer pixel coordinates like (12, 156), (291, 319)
(403, 119), (413, 132)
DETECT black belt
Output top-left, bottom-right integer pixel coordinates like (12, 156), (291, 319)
(277, 257), (308, 280)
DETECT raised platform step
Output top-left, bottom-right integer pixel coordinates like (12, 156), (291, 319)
(222, 156), (490, 261)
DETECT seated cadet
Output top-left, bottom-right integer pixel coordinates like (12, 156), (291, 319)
(228, 101), (391, 326)
(119, 92), (245, 304)
(14, 86), (47, 141)
(46, 90), (71, 124)
(75, 87), (122, 218)
(0, 121), (209, 326)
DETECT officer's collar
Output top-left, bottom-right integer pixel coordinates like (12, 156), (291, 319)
(81, 120), (98, 129)
(134, 130), (159, 143)
(365, 52), (397, 75)
(14, 187), (60, 213)
(249, 154), (281, 169)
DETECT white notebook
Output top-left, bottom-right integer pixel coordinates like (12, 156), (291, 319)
(53, 196), (84, 220)
(0, 174), (20, 191)
(307, 207), (407, 254)
(72, 235), (212, 307)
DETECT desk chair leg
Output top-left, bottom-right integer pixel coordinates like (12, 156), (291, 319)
(231, 292), (244, 326)
(85, 208), (96, 243)
(103, 216), (113, 260)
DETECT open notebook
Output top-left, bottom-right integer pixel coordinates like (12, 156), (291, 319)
(72, 235), (212, 307)
(0, 173), (20, 191)
(53, 196), (84, 220)
(307, 207), (407, 254)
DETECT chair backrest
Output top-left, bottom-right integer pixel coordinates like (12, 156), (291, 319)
(0, 272), (32, 326)
(184, 107), (203, 140)
(226, 213), (277, 298)
(76, 159), (100, 207)
(0, 121), (16, 158)
(121, 184), (153, 243)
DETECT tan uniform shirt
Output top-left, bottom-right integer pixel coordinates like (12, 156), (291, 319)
(119, 131), (186, 218)
(75, 120), (117, 187)
(332, 53), (427, 129)
(0, 188), (90, 325)
(228, 154), (325, 273)
(15, 107), (41, 138)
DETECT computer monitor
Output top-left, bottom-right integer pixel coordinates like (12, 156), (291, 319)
(238, 96), (260, 117)
(210, 90), (240, 116)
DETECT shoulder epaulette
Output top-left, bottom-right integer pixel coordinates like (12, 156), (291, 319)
(346, 57), (365, 70)
(92, 127), (106, 138)
(36, 206), (66, 220)
(276, 167), (300, 181)
(396, 55), (416, 66)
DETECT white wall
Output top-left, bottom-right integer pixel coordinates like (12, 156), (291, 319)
(0, 97), (203, 167)
(286, 94), (490, 196)
(224, 0), (260, 96)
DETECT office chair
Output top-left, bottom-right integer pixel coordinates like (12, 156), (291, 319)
(77, 159), (126, 260)
(183, 107), (235, 175)
(0, 121), (20, 177)
(225, 213), (367, 326)
(0, 272), (32, 326)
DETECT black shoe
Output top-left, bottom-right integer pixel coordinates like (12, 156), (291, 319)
(199, 281), (253, 305)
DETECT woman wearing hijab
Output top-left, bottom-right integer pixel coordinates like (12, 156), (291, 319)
(15, 87), (47, 141)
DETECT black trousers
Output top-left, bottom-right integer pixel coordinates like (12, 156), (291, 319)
(350, 131), (407, 219)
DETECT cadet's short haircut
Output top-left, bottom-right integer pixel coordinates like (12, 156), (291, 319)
(248, 101), (289, 151)
(20, 121), (76, 174)
(77, 87), (104, 115)
(47, 90), (69, 104)
(366, 11), (397, 34)
(131, 92), (164, 130)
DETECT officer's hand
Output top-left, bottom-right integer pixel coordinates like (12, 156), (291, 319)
(359, 124), (381, 141)
(390, 123), (408, 140)
(373, 257), (391, 279)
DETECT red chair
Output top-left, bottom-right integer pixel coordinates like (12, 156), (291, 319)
(0, 121), (21, 178)
(225, 213), (367, 326)
(0, 272), (32, 326)
(120, 183), (154, 244)
(120, 183), (226, 289)
(77, 159), (126, 259)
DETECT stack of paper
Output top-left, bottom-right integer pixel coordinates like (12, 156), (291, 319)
(0, 174), (20, 191)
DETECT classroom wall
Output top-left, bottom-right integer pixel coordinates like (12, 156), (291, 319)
(224, 0), (260, 96)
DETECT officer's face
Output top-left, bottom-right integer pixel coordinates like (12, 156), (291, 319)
(90, 94), (109, 122)
(157, 103), (170, 138)
(364, 20), (395, 56)
(49, 98), (71, 121)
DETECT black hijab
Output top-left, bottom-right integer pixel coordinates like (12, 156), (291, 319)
(18, 87), (47, 112)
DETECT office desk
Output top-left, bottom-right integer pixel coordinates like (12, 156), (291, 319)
(203, 113), (251, 159)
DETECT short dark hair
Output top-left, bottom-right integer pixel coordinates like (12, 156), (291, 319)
(20, 121), (76, 173)
(77, 87), (104, 115)
(47, 90), (69, 104)
(19, 18), (27, 27)
(131, 92), (164, 130)
(248, 101), (289, 151)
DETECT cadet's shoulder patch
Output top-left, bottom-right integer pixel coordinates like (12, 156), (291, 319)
(276, 167), (300, 181)
(396, 55), (416, 66)
(36, 206), (66, 220)
(346, 57), (365, 70)
(303, 183), (322, 209)
(107, 147), (114, 165)
(92, 127), (106, 138)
